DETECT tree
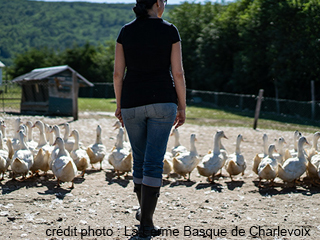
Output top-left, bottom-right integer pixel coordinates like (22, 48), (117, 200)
(8, 41), (116, 83)
(8, 47), (59, 79)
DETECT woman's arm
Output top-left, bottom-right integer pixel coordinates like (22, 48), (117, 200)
(113, 42), (126, 125)
(171, 41), (186, 128)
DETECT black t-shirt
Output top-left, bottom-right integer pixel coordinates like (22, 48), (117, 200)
(117, 17), (181, 108)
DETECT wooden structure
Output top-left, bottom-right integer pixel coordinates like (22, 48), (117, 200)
(12, 65), (94, 119)
(253, 89), (264, 130)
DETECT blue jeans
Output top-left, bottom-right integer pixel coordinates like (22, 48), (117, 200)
(121, 103), (177, 187)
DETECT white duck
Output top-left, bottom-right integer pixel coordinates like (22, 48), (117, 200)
(170, 128), (188, 157)
(45, 124), (55, 146)
(306, 153), (320, 181)
(113, 120), (131, 152)
(11, 117), (22, 152)
(256, 144), (278, 187)
(0, 120), (7, 141)
(30, 147), (51, 176)
(287, 130), (302, 158)
(25, 121), (38, 151)
(44, 123), (51, 143)
(273, 137), (289, 165)
(18, 124), (36, 174)
(33, 120), (53, 152)
(18, 124), (28, 141)
(307, 132), (320, 161)
(32, 120), (53, 171)
(108, 127), (132, 178)
(63, 123), (75, 153)
(86, 125), (106, 170)
(0, 131), (10, 180)
(69, 129), (90, 178)
(50, 125), (63, 166)
(306, 134), (320, 181)
(225, 134), (246, 181)
(252, 133), (268, 175)
(11, 130), (34, 180)
(163, 152), (173, 179)
(278, 136), (309, 184)
(0, 120), (13, 159)
(172, 134), (199, 181)
(197, 130), (228, 183)
(52, 137), (77, 188)
(218, 134), (228, 176)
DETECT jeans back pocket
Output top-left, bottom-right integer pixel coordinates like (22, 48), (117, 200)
(153, 103), (177, 118)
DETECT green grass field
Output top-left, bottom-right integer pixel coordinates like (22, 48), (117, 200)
(78, 98), (117, 112)
(4, 84), (319, 133)
(0, 82), (318, 133)
(0, 91), (317, 133)
(78, 98), (320, 133)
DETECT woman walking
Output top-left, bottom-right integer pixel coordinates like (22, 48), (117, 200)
(113, 0), (186, 238)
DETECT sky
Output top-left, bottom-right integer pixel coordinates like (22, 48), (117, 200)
(40, 0), (236, 5)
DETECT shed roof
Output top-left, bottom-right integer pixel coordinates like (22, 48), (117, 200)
(0, 61), (5, 68)
(12, 65), (94, 87)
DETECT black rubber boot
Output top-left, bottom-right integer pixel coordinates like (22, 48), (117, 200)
(134, 183), (142, 221)
(139, 184), (161, 238)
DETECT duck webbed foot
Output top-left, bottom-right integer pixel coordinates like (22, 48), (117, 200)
(258, 178), (262, 188)
(70, 180), (74, 189)
(230, 175), (234, 181)
(187, 173), (191, 181)
(56, 179), (61, 188)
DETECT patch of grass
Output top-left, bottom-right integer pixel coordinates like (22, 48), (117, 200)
(77, 98), (320, 133)
(186, 104), (320, 133)
(78, 98), (117, 112)
(0, 84), (21, 99)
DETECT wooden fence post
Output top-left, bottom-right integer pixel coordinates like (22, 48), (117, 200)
(72, 72), (79, 121)
(253, 89), (264, 129)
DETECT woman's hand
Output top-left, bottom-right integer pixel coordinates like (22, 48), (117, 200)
(173, 109), (185, 128)
(115, 107), (124, 127)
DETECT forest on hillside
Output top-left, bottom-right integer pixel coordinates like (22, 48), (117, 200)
(0, 0), (175, 65)
(3, 0), (320, 101)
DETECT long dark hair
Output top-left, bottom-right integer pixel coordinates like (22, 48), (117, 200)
(133, 0), (157, 18)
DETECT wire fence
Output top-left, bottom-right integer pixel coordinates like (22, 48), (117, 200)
(1, 82), (320, 123)
(79, 82), (115, 99)
(187, 89), (320, 121)
(0, 83), (21, 113)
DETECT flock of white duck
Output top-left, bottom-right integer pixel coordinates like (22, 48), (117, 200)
(252, 130), (320, 187)
(170, 128), (320, 187)
(0, 118), (106, 188)
(1, 117), (320, 189)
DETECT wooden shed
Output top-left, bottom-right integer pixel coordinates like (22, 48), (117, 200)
(12, 65), (94, 119)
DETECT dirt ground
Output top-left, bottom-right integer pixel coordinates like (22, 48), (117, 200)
(0, 111), (319, 240)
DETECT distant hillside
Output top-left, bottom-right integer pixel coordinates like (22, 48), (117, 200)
(0, 0), (176, 66)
